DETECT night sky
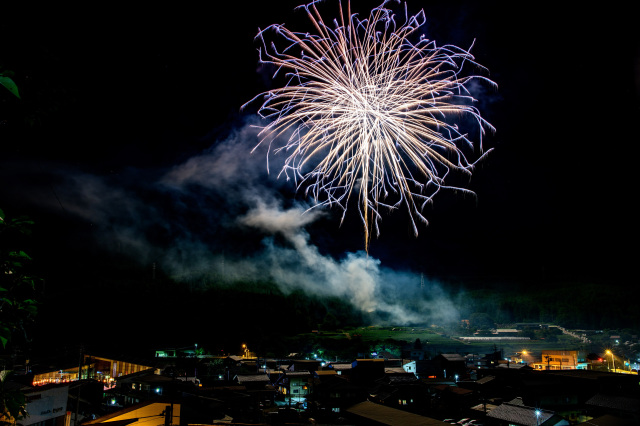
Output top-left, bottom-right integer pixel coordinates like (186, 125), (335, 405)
(1, 2), (638, 336)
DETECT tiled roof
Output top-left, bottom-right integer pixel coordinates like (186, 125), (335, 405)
(439, 354), (466, 362)
(285, 371), (312, 377)
(476, 375), (495, 385)
(387, 376), (420, 384)
(314, 370), (337, 376)
(578, 414), (636, 425)
(234, 374), (270, 383)
(586, 394), (640, 414)
(330, 363), (353, 370)
(509, 397), (525, 406)
(487, 402), (553, 426)
(385, 367), (410, 374)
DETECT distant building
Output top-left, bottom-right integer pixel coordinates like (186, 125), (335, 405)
(409, 349), (425, 360)
(534, 351), (579, 371)
(272, 371), (312, 405)
(402, 359), (442, 379)
(495, 328), (520, 335)
(433, 354), (466, 379)
(112, 369), (177, 406)
(350, 359), (385, 385)
(306, 376), (366, 414)
(328, 363), (352, 377)
(32, 355), (156, 387)
(22, 383), (69, 426)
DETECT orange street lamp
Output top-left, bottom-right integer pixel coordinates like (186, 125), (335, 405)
(605, 350), (616, 372)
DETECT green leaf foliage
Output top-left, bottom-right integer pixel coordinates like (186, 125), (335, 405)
(0, 209), (40, 350)
(0, 75), (20, 99)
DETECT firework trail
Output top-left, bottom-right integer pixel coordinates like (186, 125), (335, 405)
(244, 0), (496, 251)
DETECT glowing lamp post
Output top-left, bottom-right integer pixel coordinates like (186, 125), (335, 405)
(606, 350), (616, 372)
(535, 409), (541, 425)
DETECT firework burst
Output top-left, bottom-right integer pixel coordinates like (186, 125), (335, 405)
(244, 0), (496, 251)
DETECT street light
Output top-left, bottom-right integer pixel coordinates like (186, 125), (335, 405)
(605, 350), (616, 372)
(535, 409), (541, 426)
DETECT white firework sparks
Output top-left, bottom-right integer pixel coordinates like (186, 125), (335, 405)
(244, 0), (496, 251)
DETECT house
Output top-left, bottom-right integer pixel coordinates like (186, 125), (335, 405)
(404, 359), (449, 379)
(306, 375), (367, 415)
(403, 360), (418, 375)
(110, 369), (180, 407)
(327, 362), (352, 377)
(232, 373), (277, 416)
(431, 384), (475, 415)
(584, 393), (640, 421)
(369, 375), (429, 411)
(476, 350), (504, 369)
(272, 370), (312, 406)
(433, 354), (466, 380)
(350, 359), (385, 385)
(233, 373), (270, 389)
(288, 359), (321, 372)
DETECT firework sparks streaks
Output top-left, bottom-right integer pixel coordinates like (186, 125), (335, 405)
(244, 0), (496, 251)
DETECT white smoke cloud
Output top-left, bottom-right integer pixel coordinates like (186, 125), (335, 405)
(161, 121), (268, 191)
(20, 117), (461, 326)
(233, 200), (460, 325)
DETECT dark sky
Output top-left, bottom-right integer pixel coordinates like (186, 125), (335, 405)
(1, 1), (638, 306)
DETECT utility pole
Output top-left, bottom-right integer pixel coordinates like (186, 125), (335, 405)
(74, 345), (83, 426)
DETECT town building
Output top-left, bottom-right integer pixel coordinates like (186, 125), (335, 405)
(533, 351), (580, 371)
